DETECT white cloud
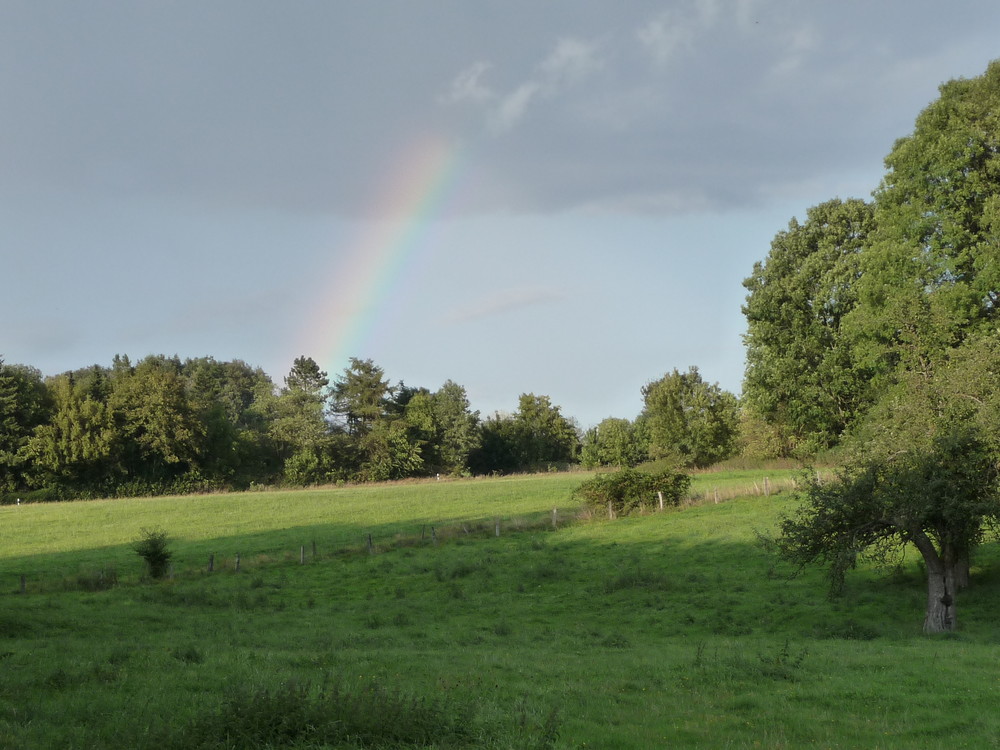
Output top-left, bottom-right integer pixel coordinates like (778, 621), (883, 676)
(448, 36), (603, 133)
(637, 1), (723, 66)
(491, 81), (544, 132)
(441, 61), (495, 103)
(539, 37), (603, 85)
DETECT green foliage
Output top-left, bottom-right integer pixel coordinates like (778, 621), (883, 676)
(163, 680), (486, 749)
(580, 417), (647, 468)
(846, 60), (1000, 380)
(513, 393), (579, 468)
(470, 394), (578, 474)
(133, 527), (173, 579)
(358, 418), (425, 481)
(330, 357), (391, 437)
(742, 199), (875, 454)
(0, 359), (51, 490)
(641, 367), (739, 468)
(574, 467), (690, 515)
(744, 61), (1000, 455)
(430, 380), (481, 475)
(774, 429), (1000, 632)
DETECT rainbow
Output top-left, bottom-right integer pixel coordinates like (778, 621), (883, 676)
(297, 135), (465, 379)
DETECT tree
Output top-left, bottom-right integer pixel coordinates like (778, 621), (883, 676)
(469, 413), (523, 475)
(641, 367), (738, 468)
(266, 357), (337, 484)
(284, 355), (329, 396)
(358, 418), (424, 481)
(429, 380), (480, 475)
(109, 356), (205, 486)
(742, 199), (875, 453)
(0, 359), (51, 490)
(512, 393), (578, 468)
(845, 60), (1000, 383)
(330, 358), (391, 437)
(21, 374), (118, 494)
(580, 417), (646, 469)
(775, 428), (998, 633)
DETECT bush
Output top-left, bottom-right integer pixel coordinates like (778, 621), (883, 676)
(133, 528), (173, 579)
(574, 467), (690, 516)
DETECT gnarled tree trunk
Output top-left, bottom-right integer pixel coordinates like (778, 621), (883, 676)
(912, 532), (958, 633)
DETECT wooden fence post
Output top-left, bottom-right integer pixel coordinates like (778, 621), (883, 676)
(208, 553), (214, 572)
(235, 553), (241, 572)
(300, 545), (305, 565)
(367, 534), (375, 555)
(431, 526), (437, 545)
(658, 491), (664, 510)
(764, 476), (770, 497)
(608, 500), (614, 520)
(714, 488), (719, 504)
(19, 574), (26, 594)
(552, 508), (558, 529)
(312, 540), (317, 559)
(495, 519), (501, 537)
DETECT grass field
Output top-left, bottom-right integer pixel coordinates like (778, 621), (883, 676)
(2, 470), (1000, 748)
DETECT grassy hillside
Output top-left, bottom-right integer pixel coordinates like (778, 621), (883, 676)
(2, 471), (999, 748)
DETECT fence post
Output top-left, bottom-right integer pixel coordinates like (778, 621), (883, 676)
(658, 491), (664, 510)
(208, 553), (215, 572)
(367, 534), (375, 555)
(495, 518), (501, 537)
(608, 500), (614, 520)
(235, 553), (241, 572)
(431, 526), (437, 545)
(764, 476), (770, 497)
(300, 545), (305, 565)
(19, 574), (26, 594)
(714, 488), (719, 504)
(552, 508), (558, 529)
(312, 540), (317, 559)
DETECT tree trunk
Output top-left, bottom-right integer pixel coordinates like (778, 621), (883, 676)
(911, 532), (960, 633)
(923, 565), (957, 633)
(912, 532), (957, 633)
(955, 551), (970, 590)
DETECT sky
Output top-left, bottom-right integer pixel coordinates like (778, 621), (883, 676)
(2, 1), (999, 428)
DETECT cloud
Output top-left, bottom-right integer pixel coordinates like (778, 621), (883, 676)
(441, 61), (495, 103)
(446, 36), (603, 133)
(636, 0), (722, 66)
(444, 286), (565, 325)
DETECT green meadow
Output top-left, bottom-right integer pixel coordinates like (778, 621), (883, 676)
(2, 471), (1000, 748)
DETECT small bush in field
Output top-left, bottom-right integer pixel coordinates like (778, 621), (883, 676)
(573, 468), (690, 516)
(133, 528), (172, 579)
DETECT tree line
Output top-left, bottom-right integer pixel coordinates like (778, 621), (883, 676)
(0, 350), (741, 500)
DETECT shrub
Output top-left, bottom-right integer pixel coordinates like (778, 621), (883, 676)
(574, 468), (690, 516)
(133, 528), (173, 579)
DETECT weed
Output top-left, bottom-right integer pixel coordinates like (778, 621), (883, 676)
(602, 566), (670, 594)
(816, 619), (881, 640)
(757, 640), (808, 680)
(171, 645), (205, 664)
(158, 679), (529, 750)
(75, 567), (118, 592)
